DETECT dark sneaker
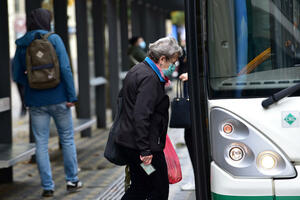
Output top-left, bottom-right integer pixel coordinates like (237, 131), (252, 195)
(66, 180), (83, 192)
(42, 190), (54, 197)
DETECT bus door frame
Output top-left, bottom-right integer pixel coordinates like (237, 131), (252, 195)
(185, 0), (211, 199)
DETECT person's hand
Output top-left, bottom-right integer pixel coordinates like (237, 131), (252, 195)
(179, 73), (188, 81)
(140, 155), (153, 165)
(66, 102), (75, 107)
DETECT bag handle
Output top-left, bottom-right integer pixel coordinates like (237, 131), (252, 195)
(176, 79), (184, 99)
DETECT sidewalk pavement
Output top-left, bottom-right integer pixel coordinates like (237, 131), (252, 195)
(0, 124), (120, 200)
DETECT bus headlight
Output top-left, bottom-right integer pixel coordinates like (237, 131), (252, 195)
(229, 146), (244, 161)
(255, 151), (287, 176)
(257, 151), (278, 170)
(225, 143), (254, 168)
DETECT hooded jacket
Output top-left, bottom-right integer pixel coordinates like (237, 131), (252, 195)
(13, 29), (77, 107)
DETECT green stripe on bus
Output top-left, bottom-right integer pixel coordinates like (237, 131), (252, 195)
(212, 193), (273, 200)
(213, 193), (300, 200)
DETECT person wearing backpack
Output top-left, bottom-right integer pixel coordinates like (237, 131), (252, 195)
(12, 8), (82, 197)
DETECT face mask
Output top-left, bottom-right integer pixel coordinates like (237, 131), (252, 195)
(169, 64), (176, 71)
(163, 64), (176, 78)
(139, 41), (146, 49)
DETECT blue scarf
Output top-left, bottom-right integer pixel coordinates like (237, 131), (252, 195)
(145, 57), (166, 82)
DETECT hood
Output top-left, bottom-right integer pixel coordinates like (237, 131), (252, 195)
(15, 30), (48, 47)
(27, 8), (52, 32)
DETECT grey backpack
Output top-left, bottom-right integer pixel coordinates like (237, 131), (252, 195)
(26, 32), (60, 89)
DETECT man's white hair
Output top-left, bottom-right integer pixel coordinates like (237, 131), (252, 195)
(148, 36), (182, 62)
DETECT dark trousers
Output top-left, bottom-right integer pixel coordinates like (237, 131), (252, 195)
(120, 146), (169, 200)
(184, 128), (196, 173)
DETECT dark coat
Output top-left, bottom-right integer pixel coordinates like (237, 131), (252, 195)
(116, 61), (169, 156)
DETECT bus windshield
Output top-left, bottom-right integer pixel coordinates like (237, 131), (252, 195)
(207, 0), (300, 98)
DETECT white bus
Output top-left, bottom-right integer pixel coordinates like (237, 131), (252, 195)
(186, 0), (300, 199)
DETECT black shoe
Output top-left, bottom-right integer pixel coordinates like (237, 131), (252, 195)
(66, 180), (83, 192)
(42, 190), (54, 197)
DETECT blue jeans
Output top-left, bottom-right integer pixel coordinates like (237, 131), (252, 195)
(29, 102), (79, 190)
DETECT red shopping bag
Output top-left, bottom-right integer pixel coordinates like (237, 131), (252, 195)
(164, 134), (182, 184)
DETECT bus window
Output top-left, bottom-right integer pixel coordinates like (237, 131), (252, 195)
(208, 0), (300, 98)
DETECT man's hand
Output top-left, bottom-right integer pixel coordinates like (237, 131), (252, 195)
(66, 102), (75, 107)
(140, 155), (153, 165)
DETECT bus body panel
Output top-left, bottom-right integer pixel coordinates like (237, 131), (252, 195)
(209, 98), (300, 161)
(274, 166), (300, 197)
(211, 162), (273, 198)
(212, 162), (300, 199)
